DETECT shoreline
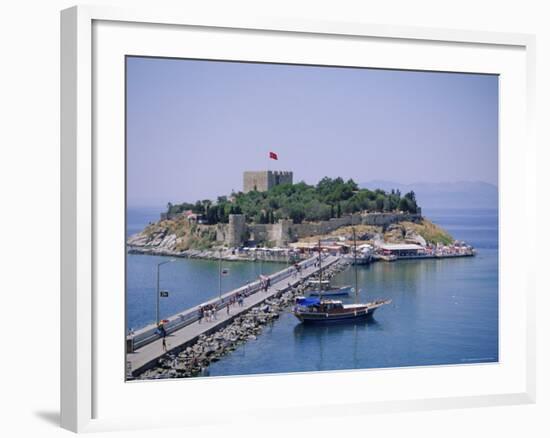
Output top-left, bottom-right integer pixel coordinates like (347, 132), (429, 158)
(127, 246), (294, 263)
(127, 245), (476, 263)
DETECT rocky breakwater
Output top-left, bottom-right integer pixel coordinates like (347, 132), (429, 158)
(134, 288), (303, 380)
(134, 258), (350, 380)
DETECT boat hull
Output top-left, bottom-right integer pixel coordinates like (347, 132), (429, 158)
(308, 286), (352, 297)
(293, 307), (377, 324)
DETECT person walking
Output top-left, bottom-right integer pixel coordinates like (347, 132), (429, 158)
(157, 322), (166, 339)
(158, 322), (167, 352)
(198, 305), (203, 324)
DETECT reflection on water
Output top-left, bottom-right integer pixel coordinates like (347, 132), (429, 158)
(293, 319), (381, 370)
(292, 317), (378, 340)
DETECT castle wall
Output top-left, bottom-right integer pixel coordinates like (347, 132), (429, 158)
(248, 224), (270, 243)
(362, 212), (421, 226)
(218, 213), (422, 247)
(216, 223), (228, 243)
(272, 219), (293, 246)
(287, 215), (352, 240)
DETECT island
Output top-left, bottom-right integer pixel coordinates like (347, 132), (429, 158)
(127, 171), (474, 262)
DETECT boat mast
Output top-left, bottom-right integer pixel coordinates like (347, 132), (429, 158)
(318, 240), (322, 300)
(353, 227), (358, 304)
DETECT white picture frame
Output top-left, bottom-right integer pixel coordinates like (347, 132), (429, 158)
(60, 5), (536, 433)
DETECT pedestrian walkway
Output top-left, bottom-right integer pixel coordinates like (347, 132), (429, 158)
(127, 255), (339, 376)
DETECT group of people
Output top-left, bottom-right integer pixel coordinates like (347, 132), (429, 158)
(198, 287), (251, 324)
(236, 292), (245, 306)
(197, 304), (218, 323)
(196, 272), (281, 326)
(260, 276), (271, 292)
(155, 270), (292, 355)
(227, 291), (246, 309)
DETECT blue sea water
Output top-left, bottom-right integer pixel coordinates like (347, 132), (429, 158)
(126, 207), (498, 375)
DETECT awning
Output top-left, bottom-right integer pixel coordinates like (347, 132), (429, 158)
(296, 297), (320, 306)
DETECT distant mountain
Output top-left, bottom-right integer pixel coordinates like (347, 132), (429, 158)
(359, 180), (498, 210)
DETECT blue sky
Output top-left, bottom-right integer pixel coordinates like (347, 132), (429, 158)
(126, 57), (498, 207)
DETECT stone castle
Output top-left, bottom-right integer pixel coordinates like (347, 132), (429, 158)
(214, 169), (421, 247)
(243, 170), (293, 193)
(160, 169), (422, 248)
(216, 212), (422, 248)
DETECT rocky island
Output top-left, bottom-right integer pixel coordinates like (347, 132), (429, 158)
(127, 173), (470, 262)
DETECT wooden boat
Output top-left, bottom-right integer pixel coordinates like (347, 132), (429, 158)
(293, 296), (391, 323)
(293, 230), (391, 324)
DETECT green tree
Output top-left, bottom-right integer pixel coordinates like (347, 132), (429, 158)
(404, 191), (416, 202)
(398, 198), (410, 212)
(288, 204), (306, 224)
(167, 175), (421, 225)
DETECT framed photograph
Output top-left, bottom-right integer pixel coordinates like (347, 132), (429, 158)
(61, 5), (536, 433)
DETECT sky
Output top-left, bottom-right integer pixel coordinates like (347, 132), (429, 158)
(126, 56), (498, 208)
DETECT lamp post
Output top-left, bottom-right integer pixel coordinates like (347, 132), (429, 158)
(218, 250), (222, 299)
(259, 250), (263, 275)
(156, 259), (175, 326)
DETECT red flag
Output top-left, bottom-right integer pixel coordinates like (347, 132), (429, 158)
(269, 151), (278, 160)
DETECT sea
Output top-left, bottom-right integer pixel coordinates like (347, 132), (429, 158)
(126, 207), (498, 375)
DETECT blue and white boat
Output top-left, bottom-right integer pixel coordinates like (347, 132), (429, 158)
(308, 286), (352, 297)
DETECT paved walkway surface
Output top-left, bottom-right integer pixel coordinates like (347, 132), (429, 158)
(127, 255), (339, 376)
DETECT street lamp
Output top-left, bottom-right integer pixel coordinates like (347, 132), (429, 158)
(218, 249), (222, 299)
(156, 259), (175, 326)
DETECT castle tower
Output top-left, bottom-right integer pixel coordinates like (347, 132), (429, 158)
(243, 170), (293, 193)
(226, 214), (247, 247)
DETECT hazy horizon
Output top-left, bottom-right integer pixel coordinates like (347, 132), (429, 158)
(127, 57), (498, 207)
